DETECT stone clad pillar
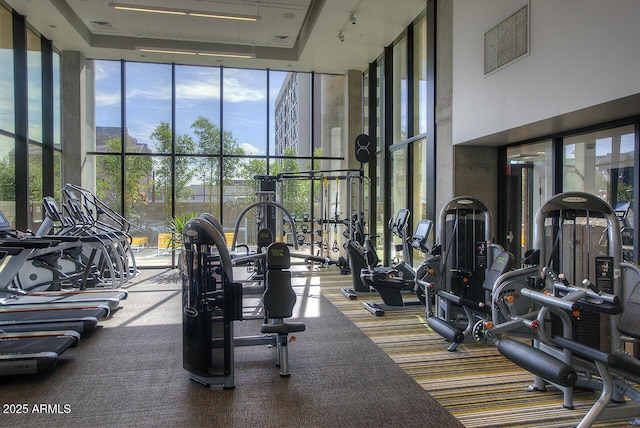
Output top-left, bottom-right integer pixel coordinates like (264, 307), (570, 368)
(61, 51), (94, 188)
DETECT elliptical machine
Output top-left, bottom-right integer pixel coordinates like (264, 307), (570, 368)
(360, 210), (433, 316)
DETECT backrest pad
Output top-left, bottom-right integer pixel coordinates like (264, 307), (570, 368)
(618, 280), (640, 339)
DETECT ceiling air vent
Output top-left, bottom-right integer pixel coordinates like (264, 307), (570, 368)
(484, 5), (528, 75)
(89, 20), (116, 32)
(272, 35), (290, 44)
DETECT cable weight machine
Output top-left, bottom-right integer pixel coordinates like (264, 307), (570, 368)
(252, 170), (367, 271)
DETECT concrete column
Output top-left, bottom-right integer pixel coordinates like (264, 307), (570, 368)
(61, 51), (89, 188)
(435, 0), (455, 214)
(436, 0), (499, 229)
(345, 69), (363, 170)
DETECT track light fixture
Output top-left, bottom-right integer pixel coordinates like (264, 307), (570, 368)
(338, 31), (345, 42)
(350, 13), (356, 25)
(136, 47), (255, 59)
(109, 2), (261, 22)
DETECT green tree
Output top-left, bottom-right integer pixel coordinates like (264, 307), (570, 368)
(95, 137), (153, 221)
(237, 158), (267, 205)
(0, 152), (15, 201)
(28, 152), (43, 204)
(0, 150), (44, 203)
(96, 139), (121, 205)
(270, 146), (312, 218)
(191, 116), (246, 211)
(150, 121), (196, 216)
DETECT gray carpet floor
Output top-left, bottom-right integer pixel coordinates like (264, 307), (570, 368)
(0, 269), (462, 427)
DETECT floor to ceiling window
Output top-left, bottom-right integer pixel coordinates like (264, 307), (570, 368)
(0, 5), (60, 231)
(376, 11), (430, 266)
(27, 28), (42, 225)
(563, 125), (635, 261)
(52, 51), (61, 202)
(0, 4), (15, 225)
(502, 122), (638, 265)
(88, 60), (347, 267)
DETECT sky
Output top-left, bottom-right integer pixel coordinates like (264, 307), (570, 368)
(94, 60), (288, 155)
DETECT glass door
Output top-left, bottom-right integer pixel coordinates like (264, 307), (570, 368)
(389, 146), (408, 262)
(505, 141), (553, 265)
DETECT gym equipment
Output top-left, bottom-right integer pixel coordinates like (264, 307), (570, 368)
(360, 210), (433, 316)
(424, 197), (513, 351)
(0, 245), (126, 311)
(341, 215), (372, 299)
(182, 217), (241, 389)
(0, 330), (81, 376)
(550, 281), (640, 427)
(480, 191), (640, 423)
(182, 216), (306, 389)
(0, 304), (110, 334)
(267, 169), (368, 263)
(63, 184), (138, 280)
(37, 197), (128, 288)
(260, 242), (306, 376)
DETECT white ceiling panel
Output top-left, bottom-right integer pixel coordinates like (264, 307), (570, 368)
(6, 0), (427, 73)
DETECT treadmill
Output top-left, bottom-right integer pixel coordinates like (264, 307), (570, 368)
(0, 304), (110, 334)
(0, 289), (122, 311)
(0, 330), (80, 375)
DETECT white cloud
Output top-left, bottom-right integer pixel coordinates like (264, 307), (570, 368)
(223, 77), (266, 103)
(222, 69), (266, 103)
(176, 80), (220, 100)
(239, 142), (265, 155)
(126, 86), (172, 101)
(96, 91), (121, 106)
(94, 61), (119, 81)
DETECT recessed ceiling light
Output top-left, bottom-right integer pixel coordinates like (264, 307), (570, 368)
(283, 12), (295, 19)
(109, 2), (261, 21)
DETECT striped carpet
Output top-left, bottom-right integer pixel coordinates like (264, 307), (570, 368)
(313, 268), (636, 428)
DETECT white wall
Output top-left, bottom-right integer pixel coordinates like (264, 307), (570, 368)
(452, 0), (640, 145)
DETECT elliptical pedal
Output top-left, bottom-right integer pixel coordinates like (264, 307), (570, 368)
(340, 288), (358, 300)
(362, 301), (385, 316)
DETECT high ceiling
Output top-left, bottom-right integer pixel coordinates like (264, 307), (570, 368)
(6, 0), (426, 73)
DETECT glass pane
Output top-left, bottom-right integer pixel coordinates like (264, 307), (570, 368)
(223, 68), (266, 155)
(121, 154), (173, 267)
(184, 155), (221, 216)
(363, 71), (369, 136)
(53, 52), (61, 149)
(95, 60), (122, 153)
(273, 157), (315, 248)
(390, 147), (407, 260)
(506, 140), (553, 264)
(375, 59), (384, 239)
(0, 5), (14, 133)
(414, 16), (427, 135)
(92, 153), (122, 214)
(412, 138), (427, 263)
(393, 36), (407, 142)
(563, 125), (635, 261)
(0, 134), (15, 225)
(315, 74), (345, 168)
(270, 71), (312, 159)
(27, 29), (42, 143)
(54, 150), (62, 202)
(175, 65), (220, 155)
(223, 158), (267, 247)
(28, 143), (43, 229)
(314, 74), (347, 257)
(126, 62), (172, 154)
